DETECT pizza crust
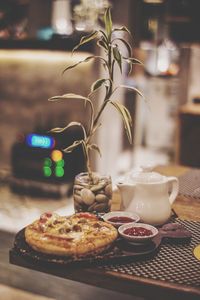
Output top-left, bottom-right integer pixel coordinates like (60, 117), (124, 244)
(25, 213), (118, 257)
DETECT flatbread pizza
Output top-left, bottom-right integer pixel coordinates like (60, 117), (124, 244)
(25, 212), (118, 257)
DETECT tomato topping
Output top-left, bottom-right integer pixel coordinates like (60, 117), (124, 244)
(40, 212), (52, 223)
(40, 212), (52, 219)
(39, 218), (47, 224)
(77, 212), (97, 219)
(45, 212), (53, 218)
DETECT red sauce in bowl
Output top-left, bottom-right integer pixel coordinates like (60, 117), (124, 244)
(123, 226), (153, 237)
(108, 216), (135, 223)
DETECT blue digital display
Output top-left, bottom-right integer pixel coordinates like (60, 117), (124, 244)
(26, 134), (55, 149)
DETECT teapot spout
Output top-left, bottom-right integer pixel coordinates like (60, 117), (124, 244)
(116, 183), (135, 211)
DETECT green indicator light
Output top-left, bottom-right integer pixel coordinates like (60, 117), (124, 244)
(44, 158), (52, 167)
(43, 166), (52, 177)
(55, 167), (64, 177)
(56, 159), (65, 167)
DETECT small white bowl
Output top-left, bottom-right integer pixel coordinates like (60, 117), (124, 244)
(118, 223), (158, 244)
(102, 211), (140, 228)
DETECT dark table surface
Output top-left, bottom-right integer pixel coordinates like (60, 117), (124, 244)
(7, 165), (200, 300)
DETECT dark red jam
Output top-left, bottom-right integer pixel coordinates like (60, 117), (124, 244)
(123, 227), (153, 237)
(108, 216), (135, 223)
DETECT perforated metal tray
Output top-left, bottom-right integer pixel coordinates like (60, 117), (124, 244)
(101, 220), (200, 288)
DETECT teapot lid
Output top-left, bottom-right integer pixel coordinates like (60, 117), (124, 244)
(125, 166), (165, 184)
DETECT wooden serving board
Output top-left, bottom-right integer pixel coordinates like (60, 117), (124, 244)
(10, 223), (191, 269)
(10, 229), (160, 268)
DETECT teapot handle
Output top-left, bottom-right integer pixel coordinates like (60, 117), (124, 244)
(168, 176), (179, 205)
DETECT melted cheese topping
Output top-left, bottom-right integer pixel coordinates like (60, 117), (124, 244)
(37, 213), (110, 243)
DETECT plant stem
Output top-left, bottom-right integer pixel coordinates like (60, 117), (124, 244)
(93, 41), (113, 127)
(93, 100), (108, 127)
(82, 142), (93, 183)
(84, 27), (114, 181)
(86, 159), (93, 183)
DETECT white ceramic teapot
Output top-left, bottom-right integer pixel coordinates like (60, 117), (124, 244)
(116, 168), (179, 226)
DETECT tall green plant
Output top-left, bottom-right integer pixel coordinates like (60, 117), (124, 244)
(49, 8), (143, 182)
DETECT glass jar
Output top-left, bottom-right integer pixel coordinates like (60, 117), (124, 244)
(73, 172), (112, 213)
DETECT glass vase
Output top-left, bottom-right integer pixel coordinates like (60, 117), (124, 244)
(73, 172), (112, 213)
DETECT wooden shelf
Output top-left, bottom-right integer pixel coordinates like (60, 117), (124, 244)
(179, 104), (200, 115)
(0, 35), (94, 52)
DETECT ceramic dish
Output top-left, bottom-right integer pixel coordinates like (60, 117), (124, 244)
(118, 223), (159, 244)
(102, 211), (140, 228)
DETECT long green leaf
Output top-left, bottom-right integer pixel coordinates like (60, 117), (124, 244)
(104, 7), (112, 38)
(124, 106), (132, 125)
(73, 55), (108, 68)
(72, 31), (98, 52)
(88, 143), (102, 157)
(109, 100), (132, 144)
(99, 30), (109, 42)
(48, 93), (94, 132)
(119, 85), (144, 99)
(113, 26), (131, 35)
(81, 140), (89, 165)
(111, 59), (115, 79)
(48, 93), (92, 105)
(97, 38), (108, 51)
(91, 123), (102, 136)
(124, 57), (143, 65)
(63, 140), (83, 153)
(89, 79), (111, 97)
(128, 62), (133, 75)
(112, 38), (132, 57)
(91, 79), (107, 92)
(50, 122), (87, 139)
(123, 57), (143, 75)
(113, 45), (122, 73)
(62, 56), (95, 74)
(49, 127), (64, 133)
(94, 55), (108, 66)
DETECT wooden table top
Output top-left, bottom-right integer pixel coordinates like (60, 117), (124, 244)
(10, 165), (200, 300)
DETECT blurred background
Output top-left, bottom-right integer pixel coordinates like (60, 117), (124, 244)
(1, 1), (200, 299)
(0, 0), (200, 300)
(1, 0), (200, 181)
